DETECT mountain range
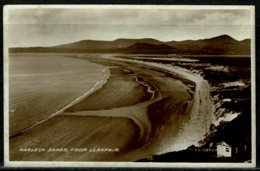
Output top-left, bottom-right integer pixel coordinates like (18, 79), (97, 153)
(9, 35), (250, 55)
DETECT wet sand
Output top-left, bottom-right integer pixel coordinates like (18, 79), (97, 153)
(65, 68), (151, 111)
(10, 116), (140, 161)
(9, 54), (209, 161)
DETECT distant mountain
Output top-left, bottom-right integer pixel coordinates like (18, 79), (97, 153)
(166, 35), (251, 55)
(54, 38), (163, 51)
(9, 35), (251, 55)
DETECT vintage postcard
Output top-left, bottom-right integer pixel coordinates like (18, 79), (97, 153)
(4, 5), (256, 168)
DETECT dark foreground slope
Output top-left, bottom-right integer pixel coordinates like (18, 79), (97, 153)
(138, 107), (251, 162)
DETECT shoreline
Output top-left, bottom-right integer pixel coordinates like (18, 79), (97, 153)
(10, 54), (213, 161)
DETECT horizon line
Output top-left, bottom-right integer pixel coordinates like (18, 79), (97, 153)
(9, 34), (251, 48)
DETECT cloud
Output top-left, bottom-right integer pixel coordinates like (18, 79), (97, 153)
(7, 7), (252, 26)
(193, 10), (251, 25)
(5, 6), (253, 47)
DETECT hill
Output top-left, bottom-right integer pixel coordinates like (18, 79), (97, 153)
(9, 35), (250, 55)
(166, 35), (250, 55)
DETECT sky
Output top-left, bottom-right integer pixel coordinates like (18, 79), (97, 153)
(5, 5), (254, 47)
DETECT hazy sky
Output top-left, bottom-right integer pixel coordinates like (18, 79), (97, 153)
(5, 6), (254, 47)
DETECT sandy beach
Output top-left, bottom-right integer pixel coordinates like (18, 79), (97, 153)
(9, 54), (213, 161)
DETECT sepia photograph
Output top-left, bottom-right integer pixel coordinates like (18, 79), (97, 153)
(4, 5), (255, 168)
